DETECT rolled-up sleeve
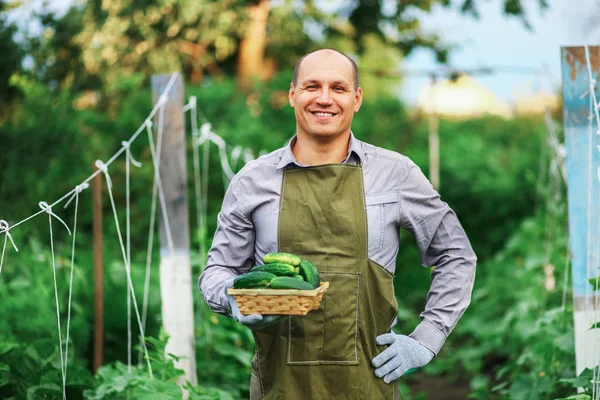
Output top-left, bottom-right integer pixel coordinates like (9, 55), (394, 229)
(198, 174), (256, 314)
(398, 161), (477, 355)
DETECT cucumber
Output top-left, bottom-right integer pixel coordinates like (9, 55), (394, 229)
(269, 276), (315, 290)
(233, 271), (277, 289)
(292, 274), (305, 281)
(263, 252), (302, 266)
(298, 260), (320, 288)
(251, 262), (296, 276)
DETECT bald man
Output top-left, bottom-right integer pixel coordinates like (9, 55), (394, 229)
(199, 49), (477, 399)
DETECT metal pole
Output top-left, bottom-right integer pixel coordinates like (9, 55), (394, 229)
(561, 45), (600, 376)
(151, 73), (198, 386)
(428, 74), (440, 190)
(92, 163), (103, 374)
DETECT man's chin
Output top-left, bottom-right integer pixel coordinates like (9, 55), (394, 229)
(304, 130), (349, 142)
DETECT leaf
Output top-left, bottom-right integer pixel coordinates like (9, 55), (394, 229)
(26, 383), (62, 400)
(131, 380), (182, 400)
(85, 363), (143, 399)
(491, 381), (509, 392)
(0, 362), (9, 388)
(554, 395), (591, 400)
(213, 344), (253, 367)
(559, 367), (597, 389)
(508, 375), (537, 400)
(588, 277), (600, 289)
(590, 322), (600, 330)
(0, 342), (20, 357)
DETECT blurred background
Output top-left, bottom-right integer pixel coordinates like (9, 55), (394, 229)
(0, 0), (593, 399)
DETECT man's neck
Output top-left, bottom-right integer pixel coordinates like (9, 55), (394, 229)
(292, 132), (351, 166)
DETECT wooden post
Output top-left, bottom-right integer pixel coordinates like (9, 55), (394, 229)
(151, 73), (197, 385)
(92, 163), (103, 374)
(561, 46), (600, 375)
(428, 74), (440, 190)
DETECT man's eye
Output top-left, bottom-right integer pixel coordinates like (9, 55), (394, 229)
(334, 87), (344, 91)
(306, 85), (317, 89)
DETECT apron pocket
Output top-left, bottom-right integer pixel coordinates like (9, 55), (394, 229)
(287, 272), (360, 365)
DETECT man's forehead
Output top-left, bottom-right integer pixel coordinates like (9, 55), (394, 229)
(298, 52), (354, 83)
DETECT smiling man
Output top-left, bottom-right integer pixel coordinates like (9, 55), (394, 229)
(198, 49), (477, 399)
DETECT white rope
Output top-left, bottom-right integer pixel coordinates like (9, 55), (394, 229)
(196, 124), (235, 183)
(95, 160), (154, 378)
(0, 220), (18, 276)
(0, 73), (179, 238)
(39, 201), (71, 400)
(122, 141), (142, 374)
(584, 45), (600, 399)
(139, 121), (159, 366)
(145, 119), (175, 255)
(201, 123), (210, 260)
(62, 182), (88, 395)
(562, 235), (571, 312)
(187, 97), (207, 268)
(0, 74), (179, 388)
(231, 145), (243, 171)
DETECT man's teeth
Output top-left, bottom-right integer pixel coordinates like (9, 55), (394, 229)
(314, 112), (333, 117)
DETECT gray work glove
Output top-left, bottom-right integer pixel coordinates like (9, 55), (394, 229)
(371, 333), (435, 383)
(223, 278), (283, 330)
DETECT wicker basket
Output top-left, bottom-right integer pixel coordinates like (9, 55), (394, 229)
(227, 282), (329, 315)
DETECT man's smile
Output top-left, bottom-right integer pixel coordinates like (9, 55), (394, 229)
(310, 110), (337, 121)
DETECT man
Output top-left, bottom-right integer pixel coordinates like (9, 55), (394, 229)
(198, 48), (477, 399)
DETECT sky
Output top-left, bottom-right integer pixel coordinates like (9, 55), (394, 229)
(9, 0), (596, 106)
(398, 0), (594, 105)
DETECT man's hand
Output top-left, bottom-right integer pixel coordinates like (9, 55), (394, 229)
(371, 333), (435, 384)
(224, 280), (284, 330)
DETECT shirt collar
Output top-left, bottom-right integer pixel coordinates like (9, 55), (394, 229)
(276, 131), (365, 170)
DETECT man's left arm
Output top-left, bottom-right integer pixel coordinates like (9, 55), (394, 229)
(372, 160), (477, 383)
(403, 162), (477, 355)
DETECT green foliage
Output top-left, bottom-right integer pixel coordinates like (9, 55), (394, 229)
(402, 115), (546, 260)
(554, 367), (600, 399)
(0, 65), (575, 400)
(0, 1), (22, 105)
(84, 331), (236, 399)
(10, 0), (549, 97)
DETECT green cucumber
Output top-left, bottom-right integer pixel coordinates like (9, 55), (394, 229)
(298, 260), (320, 288)
(292, 274), (305, 281)
(251, 262), (296, 276)
(269, 276), (315, 290)
(263, 252), (302, 266)
(233, 271), (277, 289)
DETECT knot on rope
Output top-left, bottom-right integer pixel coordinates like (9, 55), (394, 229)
(39, 201), (72, 235)
(122, 141), (142, 167)
(0, 219), (18, 252)
(157, 94), (168, 107)
(95, 160), (113, 189)
(76, 182), (90, 193)
(64, 182), (90, 209)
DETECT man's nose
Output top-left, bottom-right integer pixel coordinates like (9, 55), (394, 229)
(316, 89), (334, 105)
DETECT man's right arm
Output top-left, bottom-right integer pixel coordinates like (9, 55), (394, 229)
(198, 175), (256, 315)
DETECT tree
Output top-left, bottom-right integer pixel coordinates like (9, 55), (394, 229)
(23, 0), (549, 94)
(0, 1), (23, 105)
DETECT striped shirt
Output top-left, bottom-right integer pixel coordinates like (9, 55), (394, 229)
(198, 133), (477, 355)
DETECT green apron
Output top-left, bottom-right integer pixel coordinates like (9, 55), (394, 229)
(251, 163), (400, 400)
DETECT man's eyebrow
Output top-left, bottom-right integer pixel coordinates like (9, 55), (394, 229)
(300, 79), (320, 86)
(300, 79), (349, 86)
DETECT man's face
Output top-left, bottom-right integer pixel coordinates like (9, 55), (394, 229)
(289, 51), (363, 141)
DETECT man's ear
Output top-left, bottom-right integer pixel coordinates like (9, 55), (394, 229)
(289, 82), (295, 108)
(354, 87), (363, 112)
